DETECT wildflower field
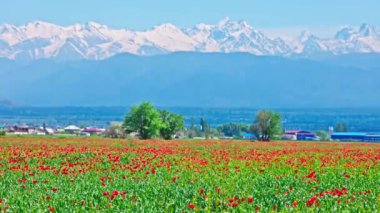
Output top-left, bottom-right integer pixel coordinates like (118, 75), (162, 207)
(0, 137), (379, 212)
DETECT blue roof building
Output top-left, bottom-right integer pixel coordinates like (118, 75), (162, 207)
(363, 134), (380, 142)
(331, 132), (380, 142)
(242, 133), (256, 140)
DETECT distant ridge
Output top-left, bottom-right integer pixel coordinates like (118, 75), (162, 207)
(0, 100), (16, 108)
(0, 19), (380, 61)
(1, 52), (380, 107)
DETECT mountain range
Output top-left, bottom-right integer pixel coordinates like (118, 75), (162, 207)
(1, 52), (380, 107)
(1, 18), (380, 61)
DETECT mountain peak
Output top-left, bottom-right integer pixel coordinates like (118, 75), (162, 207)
(194, 23), (213, 31)
(0, 24), (17, 33)
(25, 21), (58, 28)
(216, 18), (254, 34)
(218, 17), (232, 27)
(237, 20), (251, 28)
(85, 22), (107, 29)
(152, 23), (182, 33)
(335, 26), (355, 40)
(359, 23), (378, 37)
(299, 31), (318, 42)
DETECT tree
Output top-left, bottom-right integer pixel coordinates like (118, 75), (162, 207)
(159, 110), (184, 140)
(124, 102), (162, 139)
(316, 130), (330, 141)
(200, 118), (207, 132)
(187, 117), (197, 138)
(335, 122), (348, 132)
(208, 128), (223, 139)
(217, 123), (250, 138)
(335, 122), (343, 132)
(343, 122), (348, 132)
(250, 110), (282, 141)
(200, 117), (210, 139)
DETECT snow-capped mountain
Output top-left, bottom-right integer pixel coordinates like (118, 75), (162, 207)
(0, 19), (380, 60)
(291, 23), (380, 55)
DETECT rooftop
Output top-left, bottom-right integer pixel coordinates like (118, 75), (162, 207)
(332, 132), (367, 136)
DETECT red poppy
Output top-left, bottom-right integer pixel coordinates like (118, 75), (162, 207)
(306, 196), (318, 206)
(188, 204), (195, 209)
(343, 172), (350, 178)
(216, 187), (221, 194)
(306, 171), (316, 179)
(47, 206), (55, 212)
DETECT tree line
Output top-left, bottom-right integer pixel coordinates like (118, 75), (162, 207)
(114, 102), (282, 141)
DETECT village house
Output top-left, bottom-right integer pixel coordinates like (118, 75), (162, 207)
(81, 127), (105, 135)
(11, 125), (32, 135)
(282, 130), (319, 141)
(64, 125), (81, 134)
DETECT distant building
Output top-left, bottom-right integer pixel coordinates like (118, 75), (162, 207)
(219, 136), (234, 140)
(363, 134), (380, 142)
(174, 132), (185, 139)
(82, 127), (105, 135)
(242, 133), (256, 140)
(80, 132), (91, 137)
(283, 130), (318, 141)
(14, 125), (30, 132)
(331, 132), (366, 141)
(64, 125), (81, 134)
(38, 126), (55, 135)
(9, 125), (34, 135)
(331, 132), (380, 142)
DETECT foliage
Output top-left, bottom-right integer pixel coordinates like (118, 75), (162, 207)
(217, 123), (250, 138)
(316, 130), (331, 141)
(208, 128), (223, 139)
(104, 123), (127, 139)
(0, 137), (378, 212)
(186, 118), (201, 138)
(0, 131), (5, 136)
(124, 102), (162, 139)
(250, 110), (282, 141)
(159, 110), (184, 140)
(124, 102), (185, 140)
(335, 122), (348, 132)
(185, 118), (222, 139)
(200, 117), (210, 139)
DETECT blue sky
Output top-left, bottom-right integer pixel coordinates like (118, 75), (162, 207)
(1, 0), (379, 31)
